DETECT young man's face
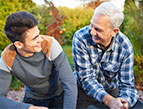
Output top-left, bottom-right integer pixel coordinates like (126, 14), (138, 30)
(89, 14), (116, 48)
(17, 26), (43, 57)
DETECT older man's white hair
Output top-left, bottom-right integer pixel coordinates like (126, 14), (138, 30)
(100, 0), (126, 11)
(94, 1), (124, 28)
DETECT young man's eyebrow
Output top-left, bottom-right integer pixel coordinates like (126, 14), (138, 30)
(32, 34), (40, 40)
(32, 30), (40, 40)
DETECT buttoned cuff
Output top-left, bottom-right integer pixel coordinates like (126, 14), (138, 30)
(96, 90), (107, 103)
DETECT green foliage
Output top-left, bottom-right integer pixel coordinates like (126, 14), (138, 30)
(134, 55), (143, 70)
(29, 2), (65, 45)
(134, 55), (143, 83)
(122, 0), (143, 84)
(0, 0), (36, 50)
(0, 0), (20, 50)
(0, 49), (2, 56)
(62, 45), (74, 70)
(58, 7), (93, 45)
(28, 5), (53, 34)
(10, 76), (23, 90)
(122, 0), (143, 55)
(44, 2), (66, 44)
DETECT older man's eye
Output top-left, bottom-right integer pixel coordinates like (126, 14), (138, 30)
(95, 28), (102, 32)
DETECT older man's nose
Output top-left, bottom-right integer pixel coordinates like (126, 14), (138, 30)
(90, 28), (97, 36)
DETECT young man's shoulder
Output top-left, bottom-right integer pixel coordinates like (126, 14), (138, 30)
(41, 35), (53, 57)
(41, 35), (63, 60)
(1, 44), (16, 68)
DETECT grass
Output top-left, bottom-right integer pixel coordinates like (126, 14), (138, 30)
(10, 76), (23, 90)
(62, 45), (74, 71)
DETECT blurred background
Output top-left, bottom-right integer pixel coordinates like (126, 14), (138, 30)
(0, 0), (143, 92)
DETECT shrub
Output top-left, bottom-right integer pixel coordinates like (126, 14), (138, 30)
(0, 0), (36, 50)
(10, 76), (23, 90)
(122, 0), (143, 85)
(134, 55), (143, 84)
(28, 2), (65, 45)
(0, 49), (2, 56)
(123, 0), (143, 55)
(58, 7), (94, 45)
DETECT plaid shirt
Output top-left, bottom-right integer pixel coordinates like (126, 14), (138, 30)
(72, 25), (138, 107)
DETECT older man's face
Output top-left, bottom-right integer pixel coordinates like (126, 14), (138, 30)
(89, 14), (115, 48)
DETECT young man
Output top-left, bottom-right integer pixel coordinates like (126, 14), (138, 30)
(73, 2), (143, 109)
(0, 11), (77, 109)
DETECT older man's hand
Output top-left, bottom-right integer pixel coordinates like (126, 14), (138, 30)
(109, 98), (128, 109)
(103, 94), (129, 109)
(29, 105), (49, 109)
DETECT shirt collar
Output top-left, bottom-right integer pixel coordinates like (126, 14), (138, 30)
(111, 32), (119, 52)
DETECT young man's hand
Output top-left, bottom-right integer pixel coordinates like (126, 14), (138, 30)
(29, 105), (48, 109)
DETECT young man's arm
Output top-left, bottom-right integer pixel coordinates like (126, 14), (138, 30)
(50, 38), (77, 109)
(0, 57), (50, 109)
(53, 51), (77, 109)
(0, 57), (32, 109)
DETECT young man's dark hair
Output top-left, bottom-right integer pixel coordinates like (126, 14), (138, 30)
(4, 11), (39, 43)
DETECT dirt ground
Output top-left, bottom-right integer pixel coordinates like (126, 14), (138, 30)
(7, 88), (143, 103)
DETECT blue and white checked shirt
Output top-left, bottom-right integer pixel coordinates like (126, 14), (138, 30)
(72, 25), (138, 107)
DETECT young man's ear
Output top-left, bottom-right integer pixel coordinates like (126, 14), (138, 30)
(14, 41), (23, 49)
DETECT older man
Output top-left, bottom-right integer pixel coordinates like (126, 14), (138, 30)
(73, 2), (143, 109)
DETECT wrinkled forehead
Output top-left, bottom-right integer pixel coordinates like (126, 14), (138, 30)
(91, 14), (109, 24)
(90, 14), (112, 30)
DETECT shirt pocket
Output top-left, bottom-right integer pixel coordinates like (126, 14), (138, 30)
(102, 62), (119, 81)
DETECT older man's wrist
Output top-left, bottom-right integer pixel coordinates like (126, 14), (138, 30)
(102, 94), (114, 107)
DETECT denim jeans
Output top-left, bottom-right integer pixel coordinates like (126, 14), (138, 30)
(23, 92), (63, 109)
(88, 99), (143, 109)
(77, 87), (143, 109)
(77, 87), (119, 109)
